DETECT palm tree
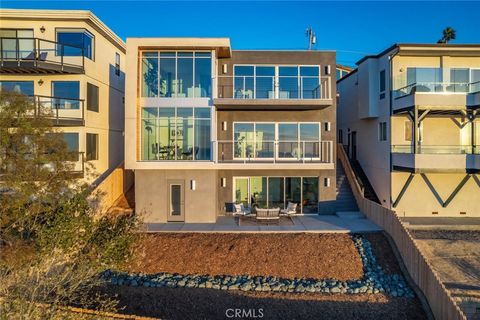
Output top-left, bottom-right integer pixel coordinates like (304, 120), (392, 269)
(437, 27), (456, 44)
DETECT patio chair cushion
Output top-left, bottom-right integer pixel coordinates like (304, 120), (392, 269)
(234, 204), (243, 213)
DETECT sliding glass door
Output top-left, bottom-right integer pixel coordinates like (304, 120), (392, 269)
(233, 176), (318, 213)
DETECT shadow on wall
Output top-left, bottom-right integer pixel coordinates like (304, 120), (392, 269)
(108, 64), (125, 171)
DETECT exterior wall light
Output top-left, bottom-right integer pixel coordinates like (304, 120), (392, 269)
(222, 64), (228, 74)
(40, 26), (46, 33)
(324, 122), (331, 131)
(221, 177), (227, 187)
(222, 121), (227, 131)
(190, 180), (196, 191)
(38, 79), (44, 86)
(325, 65), (331, 75)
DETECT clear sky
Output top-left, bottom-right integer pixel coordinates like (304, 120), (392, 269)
(2, 1), (479, 67)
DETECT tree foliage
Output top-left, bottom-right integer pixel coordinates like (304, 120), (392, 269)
(0, 91), (138, 319)
(437, 27), (456, 44)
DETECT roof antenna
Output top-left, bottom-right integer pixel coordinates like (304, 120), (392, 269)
(306, 27), (316, 50)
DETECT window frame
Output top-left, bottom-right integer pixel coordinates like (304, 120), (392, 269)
(87, 82), (99, 112)
(86, 133), (99, 161)
(378, 121), (387, 142)
(115, 52), (121, 76)
(55, 27), (95, 61)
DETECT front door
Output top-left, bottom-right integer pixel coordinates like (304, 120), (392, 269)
(168, 180), (184, 222)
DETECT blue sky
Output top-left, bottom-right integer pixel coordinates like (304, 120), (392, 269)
(2, 1), (479, 66)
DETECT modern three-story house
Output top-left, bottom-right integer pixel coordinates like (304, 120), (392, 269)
(0, 9), (125, 183)
(337, 43), (480, 217)
(125, 38), (337, 223)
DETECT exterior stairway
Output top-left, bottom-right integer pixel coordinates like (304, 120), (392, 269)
(336, 163), (360, 212)
(351, 160), (381, 204)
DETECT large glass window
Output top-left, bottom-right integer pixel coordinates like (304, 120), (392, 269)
(0, 81), (34, 95)
(0, 29), (34, 59)
(472, 69), (480, 93)
(255, 66), (275, 99)
(234, 66), (254, 99)
(233, 176), (318, 213)
(406, 67), (442, 93)
(300, 66), (320, 99)
(52, 81), (80, 109)
(57, 29), (94, 59)
(141, 51), (212, 98)
(450, 68), (469, 93)
(233, 122), (321, 160)
(141, 107), (211, 161)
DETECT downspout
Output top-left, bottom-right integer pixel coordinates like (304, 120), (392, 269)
(388, 47), (400, 210)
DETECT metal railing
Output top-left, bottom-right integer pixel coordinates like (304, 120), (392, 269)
(392, 144), (479, 154)
(29, 95), (85, 125)
(217, 75), (331, 100)
(0, 37), (85, 71)
(215, 140), (333, 163)
(394, 81), (480, 99)
(0, 151), (85, 178)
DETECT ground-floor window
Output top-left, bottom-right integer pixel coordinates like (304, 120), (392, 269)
(233, 176), (319, 214)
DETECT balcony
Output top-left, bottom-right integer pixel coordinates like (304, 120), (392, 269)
(0, 38), (85, 74)
(214, 140), (334, 168)
(214, 75), (332, 109)
(392, 67), (480, 112)
(0, 152), (85, 179)
(391, 145), (480, 172)
(31, 95), (85, 126)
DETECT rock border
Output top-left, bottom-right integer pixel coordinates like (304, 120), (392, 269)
(101, 234), (415, 297)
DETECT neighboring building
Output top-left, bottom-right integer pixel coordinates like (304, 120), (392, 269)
(125, 39), (337, 223)
(337, 43), (480, 217)
(336, 64), (353, 80)
(0, 9), (126, 183)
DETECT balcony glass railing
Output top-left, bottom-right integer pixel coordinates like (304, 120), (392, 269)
(392, 145), (479, 154)
(217, 75), (331, 100)
(216, 140), (333, 163)
(0, 37), (84, 70)
(393, 67), (480, 99)
(30, 95), (84, 124)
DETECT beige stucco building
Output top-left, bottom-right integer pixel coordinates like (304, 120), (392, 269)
(337, 44), (480, 217)
(125, 38), (337, 223)
(0, 9), (126, 183)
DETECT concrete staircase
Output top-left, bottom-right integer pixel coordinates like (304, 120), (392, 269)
(336, 163), (360, 212)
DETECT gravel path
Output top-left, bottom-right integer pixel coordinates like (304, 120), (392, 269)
(100, 286), (427, 320)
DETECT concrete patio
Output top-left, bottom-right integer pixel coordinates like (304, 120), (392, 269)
(142, 213), (382, 233)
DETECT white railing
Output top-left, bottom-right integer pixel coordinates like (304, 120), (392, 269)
(217, 75), (331, 100)
(214, 140), (333, 164)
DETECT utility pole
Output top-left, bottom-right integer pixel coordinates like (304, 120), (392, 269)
(306, 27), (316, 50)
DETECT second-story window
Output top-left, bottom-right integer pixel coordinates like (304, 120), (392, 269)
(0, 29), (34, 59)
(379, 69), (386, 99)
(0, 81), (34, 96)
(141, 51), (212, 98)
(87, 82), (99, 112)
(56, 29), (94, 60)
(52, 81), (80, 109)
(378, 122), (387, 141)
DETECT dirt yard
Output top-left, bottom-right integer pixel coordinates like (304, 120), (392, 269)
(100, 285), (427, 320)
(411, 230), (480, 320)
(126, 233), (364, 281)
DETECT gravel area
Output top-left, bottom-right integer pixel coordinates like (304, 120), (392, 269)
(365, 233), (402, 274)
(126, 233), (364, 281)
(99, 285), (427, 320)
(411, 229), (480, 241)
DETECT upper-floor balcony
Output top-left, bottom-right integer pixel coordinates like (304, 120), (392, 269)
(0, 37), (85, 74)
(214, 65), (333, 109)
(31, 95), (85, 126)
(391, 145), (480, 172)
(392, 67), (480, 112)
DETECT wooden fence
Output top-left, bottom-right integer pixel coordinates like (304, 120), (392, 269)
(91, 162), (134, 214)
(337, 144), (466, 320)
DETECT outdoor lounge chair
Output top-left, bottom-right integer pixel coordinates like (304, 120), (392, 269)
(233, 203), (251, 216)
(280, 202), (297, 216)
(255, 208), (280, 222)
